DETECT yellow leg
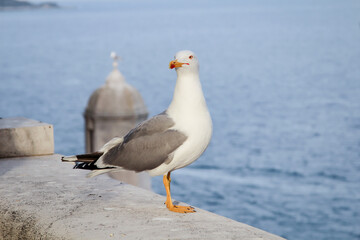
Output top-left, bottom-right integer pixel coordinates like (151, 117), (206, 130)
(163, 172), (195, 213)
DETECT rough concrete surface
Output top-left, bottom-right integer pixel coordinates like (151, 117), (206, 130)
(0, 155), (285, 240)
(0, 117), (54, 158)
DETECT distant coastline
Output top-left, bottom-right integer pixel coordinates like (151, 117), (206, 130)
(0, 0), (60, 10)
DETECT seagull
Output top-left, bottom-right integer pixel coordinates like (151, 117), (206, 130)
(62, 50), (212, 213)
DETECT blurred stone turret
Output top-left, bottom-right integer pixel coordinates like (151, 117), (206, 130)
(84, 52), (150, 189)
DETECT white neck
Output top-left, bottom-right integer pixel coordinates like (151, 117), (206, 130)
(167, 70), (208, 118)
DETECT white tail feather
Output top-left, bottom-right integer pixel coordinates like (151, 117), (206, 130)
(62, 155), (78, 162)
(86, 169), (115, 178)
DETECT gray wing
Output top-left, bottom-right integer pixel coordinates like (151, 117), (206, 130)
(101, 112), (187, 172)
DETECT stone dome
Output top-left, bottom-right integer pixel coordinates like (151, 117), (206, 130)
(84, 62), (147, 119)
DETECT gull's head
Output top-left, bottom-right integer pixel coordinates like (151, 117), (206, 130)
(169, 50), (199, 74)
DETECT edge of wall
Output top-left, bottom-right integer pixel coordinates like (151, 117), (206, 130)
(0, 154), (285, 240)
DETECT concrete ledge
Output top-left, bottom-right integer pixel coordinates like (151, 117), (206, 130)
(0, 155), (285, 240)
(0, 117), (54, 158)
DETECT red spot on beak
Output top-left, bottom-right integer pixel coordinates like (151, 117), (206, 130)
(169, 60), (190, 69)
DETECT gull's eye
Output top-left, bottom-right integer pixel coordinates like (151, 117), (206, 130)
(189, 55), (193, 59)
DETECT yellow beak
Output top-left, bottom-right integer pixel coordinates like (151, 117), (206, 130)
(169, 59), (189, 69)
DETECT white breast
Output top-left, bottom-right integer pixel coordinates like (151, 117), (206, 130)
(170, 109), (212, 170)
(147, 71), (212, 176)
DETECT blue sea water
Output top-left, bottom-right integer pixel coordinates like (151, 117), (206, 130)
(1, 0), (360, 239)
